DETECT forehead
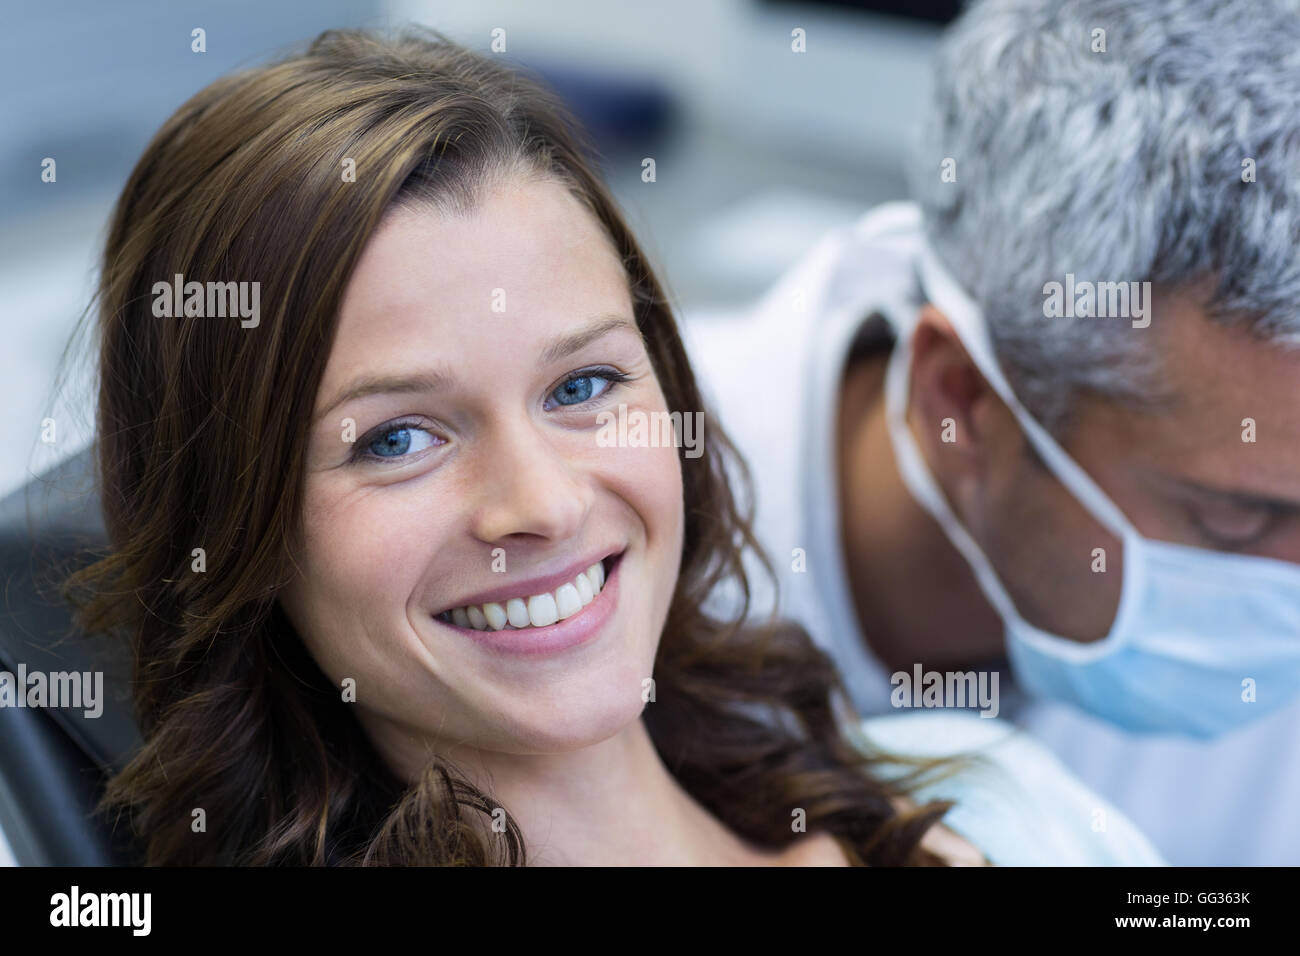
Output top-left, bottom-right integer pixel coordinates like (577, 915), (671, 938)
(1076, 285), (1300, 497)
(324, 177), (631, 382)
(1155, 285), (1300, 423)
(342, 177), (625, 321)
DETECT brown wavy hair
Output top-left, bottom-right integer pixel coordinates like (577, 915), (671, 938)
(63, 26), (961, 866)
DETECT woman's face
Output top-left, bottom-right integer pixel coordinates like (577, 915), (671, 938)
(278, 176), (684, 777)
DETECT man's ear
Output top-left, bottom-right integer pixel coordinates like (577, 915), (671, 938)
(907, 304), (1021, 520)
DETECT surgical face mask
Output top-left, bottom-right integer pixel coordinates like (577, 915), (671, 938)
(882, 240), (1300, 738)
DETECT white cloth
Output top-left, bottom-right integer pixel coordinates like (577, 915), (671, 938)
(682, 200), (1299, 865)
(686, 202), (929, 719)
(856, 711), (1165, 865)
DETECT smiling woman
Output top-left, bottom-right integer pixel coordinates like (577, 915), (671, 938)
(61, 25), (979, 866)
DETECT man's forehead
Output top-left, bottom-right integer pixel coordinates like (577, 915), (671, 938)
(1120, 286), (1300, 497)
(1149, 286), (1299, 416)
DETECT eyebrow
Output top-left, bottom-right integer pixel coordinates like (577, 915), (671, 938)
(540, 314), (641, 364)
(313, 313), (641, 425)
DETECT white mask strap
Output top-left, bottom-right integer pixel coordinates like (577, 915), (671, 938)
(914, 240), (1137, 540)
(883, 327), (1028, 625)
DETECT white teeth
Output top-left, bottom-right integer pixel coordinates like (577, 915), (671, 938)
(506, 597), (530, 628)
(527, 592), (559, 627)
(554, 583), (582, 619)
(483, 601), (508, 630)
(442, 559), (614, 631)
(575, 573), (594, 606)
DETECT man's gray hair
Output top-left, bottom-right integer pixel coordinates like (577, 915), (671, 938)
(910, 0), (1300, 431)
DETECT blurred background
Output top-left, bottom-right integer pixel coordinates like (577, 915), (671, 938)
(0, 0), (960, 864)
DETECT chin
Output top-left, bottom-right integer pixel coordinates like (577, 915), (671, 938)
(488, 671), (652, 754)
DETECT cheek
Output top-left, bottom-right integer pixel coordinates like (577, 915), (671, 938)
(608, 443), (684, 650)
(284, 482), (445, 661)
(644, 444), (685, 561)
(983, 443), (1086, 545)
(580, 408), (685, 616)
(984, 455), (1124, 635)
(593, 438), (683, 550)
(586, 380), (686, 553)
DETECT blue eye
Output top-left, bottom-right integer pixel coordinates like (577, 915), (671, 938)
(357, 420), (439, 462)
(552, 376), (599, 405)
(546, 369), (630, 410)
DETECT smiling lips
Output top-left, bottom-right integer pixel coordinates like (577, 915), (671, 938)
(438, 560), (608, 631)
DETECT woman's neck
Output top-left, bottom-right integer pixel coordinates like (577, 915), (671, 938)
(379, 715), (845, 865)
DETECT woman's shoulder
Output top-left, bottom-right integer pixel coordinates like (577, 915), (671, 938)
(854, 710), (1167, 866)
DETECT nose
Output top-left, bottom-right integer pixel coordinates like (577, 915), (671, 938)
(466, 416), (594, 546)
